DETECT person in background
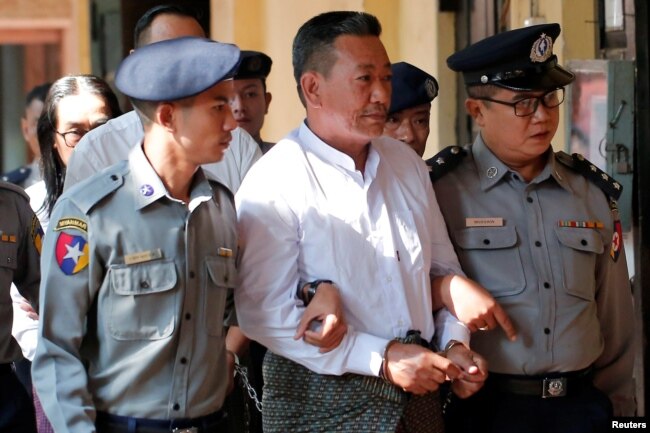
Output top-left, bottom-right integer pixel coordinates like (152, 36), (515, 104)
(63, 4), (262, 193)
(430, 23), (635, 433)
(235, 11), (488, 433)
(0, 180), (41, 433)
(13, 74), (121, 433)
(1, 83), (51, 188)
(231, 50), (275, 153)
(383, 62), (438, 157)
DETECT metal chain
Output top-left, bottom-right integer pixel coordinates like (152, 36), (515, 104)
(235, 363), (263, 413)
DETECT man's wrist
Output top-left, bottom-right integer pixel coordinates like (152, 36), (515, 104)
(297, 279), (334, 305)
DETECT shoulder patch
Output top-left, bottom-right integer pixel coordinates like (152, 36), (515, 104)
(425, 146), (467, 183)
(0, 179), (30, 201)
(555, 152), (622, 201)
(69, 162), (128, 214)
(1, 165), (32, 186)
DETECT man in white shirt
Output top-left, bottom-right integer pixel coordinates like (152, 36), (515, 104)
(235, 11), (487, 433)
(64, 5), (261, 193)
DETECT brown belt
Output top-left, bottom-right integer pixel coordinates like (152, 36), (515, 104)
(488, 367), (593, 398)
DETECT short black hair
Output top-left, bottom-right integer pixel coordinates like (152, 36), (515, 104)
(292, 11), (382, 103)
(133, 4), (202, 48)
(24, 82), (51, 110)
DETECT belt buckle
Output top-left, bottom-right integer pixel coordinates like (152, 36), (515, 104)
(172, 428), (198, 433)
(542, 377), (567, 398)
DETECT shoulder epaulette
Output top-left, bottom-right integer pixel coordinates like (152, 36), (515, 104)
(555, 151), (622, 201)
(1, 165), (32, 186)
(0, 179), (29, 201)
(425, 145), (467, 183)
(69, 162), (128, 214)
(206, 177), (235, 201)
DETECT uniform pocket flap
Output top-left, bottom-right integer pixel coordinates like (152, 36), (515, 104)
(0, 242), (17, 270)
(206, 256), (237, 288)
(554, 227), (604, 254)
(110, 259), (177, 295)
(454, 226), (517, 250)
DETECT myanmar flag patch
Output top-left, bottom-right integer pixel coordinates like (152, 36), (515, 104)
(55, 232), (89, 275)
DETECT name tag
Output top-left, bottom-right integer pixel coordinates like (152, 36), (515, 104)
(124, 248), (163, 265)
(465, 217), (504, 227)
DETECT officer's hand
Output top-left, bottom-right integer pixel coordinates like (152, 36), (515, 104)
(446, 275), (517, 341)
(294, 282), (348, 352)
(444, 343), (488, 399)
(384, 343), (462, 395)
(19, 299), (39, 321)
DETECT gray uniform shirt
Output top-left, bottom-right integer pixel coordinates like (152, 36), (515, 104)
(0, 181), (40, 363)
(64, 110), (262, 193)
(431, 135), (635, 414)
(32, 144), (238, 432)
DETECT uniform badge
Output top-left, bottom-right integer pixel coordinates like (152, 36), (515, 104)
(31, 215), (44, 254)
(530, 33), (553, 63)
(140, 184), (154, 197)
(55, 232), (89, 275)
(425, 78), (438, 99)
(610, 220), (622, 262)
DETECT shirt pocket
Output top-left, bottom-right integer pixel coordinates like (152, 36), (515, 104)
(453, 226), (525, 297)
(204, 256), (237, 337)
(554, 226), (603, 301)
(108, 259), (178, 340)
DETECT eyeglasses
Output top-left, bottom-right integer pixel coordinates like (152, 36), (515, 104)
(473, 87), (565, 117)
(56, 129), (89, 148)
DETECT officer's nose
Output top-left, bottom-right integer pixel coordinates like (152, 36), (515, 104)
(224, 106), (238, 131)
(371, 78), (391, 107)
(230, 95), (243, 114)
(396, 119), (414, 144)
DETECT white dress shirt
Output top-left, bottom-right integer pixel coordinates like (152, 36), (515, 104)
(64, 110), (262, 193)
(235, 121), (467, 378)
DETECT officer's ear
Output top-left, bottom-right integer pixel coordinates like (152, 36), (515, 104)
(300, 71), (322, 110)
(465, 98), (486, 127)
(264, 92), (272, 115)
(156, 102), (176, 131)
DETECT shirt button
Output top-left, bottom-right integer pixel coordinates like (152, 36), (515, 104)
(581, 239), (588, 246)
(173, 403), (180, 411)
(185, 313), (191, 320)
(483, 239), (490, 245)
(189, 271), (196, 279)
(140, 280), (150, 288)
(526, 197), (533, 203)
(180, 357), (187, 364)
(387, 276), (392, 282)
(544, 328), (551, 335)
(543, 282), (551, 289)
(535, 241), (542, 247)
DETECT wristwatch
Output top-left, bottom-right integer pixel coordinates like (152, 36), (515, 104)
(299, 279), (333, 305)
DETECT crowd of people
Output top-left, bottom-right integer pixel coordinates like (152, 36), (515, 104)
(0, 4), (635, 433)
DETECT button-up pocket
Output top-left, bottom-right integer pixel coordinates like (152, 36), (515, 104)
(454, 226), (525, 297)
(108, 259), (178, 340)
(554, 227), (603, 301)
(204, 256), (237, 336)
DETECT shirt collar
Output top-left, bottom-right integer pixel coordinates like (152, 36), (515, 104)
(128, 143), (214, 211)
(297, 120), (380, 183)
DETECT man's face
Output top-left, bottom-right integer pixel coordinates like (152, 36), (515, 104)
(21, 98), (44, 158)
(230, 78), (271, 141)
(172, 80), (238, 165)
(470, 87), (559, 166)
(384, 103), (431, 157)
(317, 35), (391, 145)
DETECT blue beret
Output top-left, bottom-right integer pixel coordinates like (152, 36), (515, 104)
(115, 37), (241, 101)
(234, 51), (272, 80)
(389, 62), (438, 114)
(447, 23), (574, 91)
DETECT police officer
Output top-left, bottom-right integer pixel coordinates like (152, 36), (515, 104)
(231, 50), (275, 153)
(384, 62), (438, 157)
(0, 180), (41, 432)
(429, 23), (635, 433)
(32, 37), (241, 433)
(1, 83), (51, 187)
